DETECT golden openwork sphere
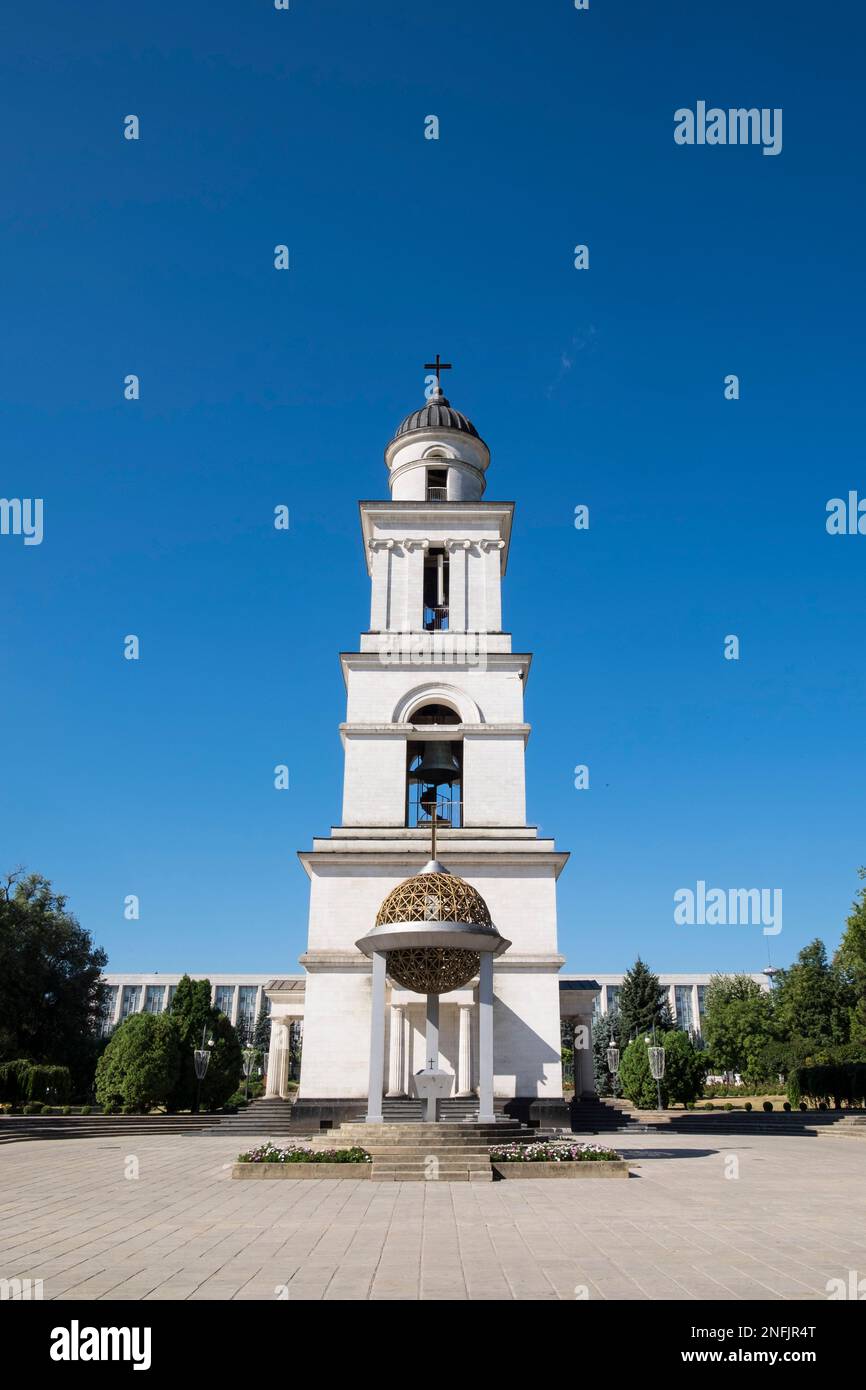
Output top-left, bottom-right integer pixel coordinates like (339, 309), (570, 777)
(375, 872), (492, 927)
(386, 947), (481, 993)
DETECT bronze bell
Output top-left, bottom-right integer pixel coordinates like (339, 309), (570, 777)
(409, 741), (460, 786)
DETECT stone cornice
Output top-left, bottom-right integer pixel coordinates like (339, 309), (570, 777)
(298, 847), (570, 880)
(358, 500), (514, 577)
(338, 721), (530, 740)
(339, 650), (532, 688)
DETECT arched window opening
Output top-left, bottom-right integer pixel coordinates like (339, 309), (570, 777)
(406, 738), (462, 830)
(409, 702), (460, 726)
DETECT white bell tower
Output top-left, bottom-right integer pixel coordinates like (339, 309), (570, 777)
(286, 363), (570, 1127)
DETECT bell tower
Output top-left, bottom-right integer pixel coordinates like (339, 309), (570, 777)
(284, 364), (571, 1127)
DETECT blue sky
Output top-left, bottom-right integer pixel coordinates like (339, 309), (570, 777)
(1, 1), (864, 979)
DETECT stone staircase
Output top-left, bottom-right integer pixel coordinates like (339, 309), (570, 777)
(570, 1097), (655, 1133)
(380, 1095), (505, 1124)
(0, 1114), (219, 1144)
(203, 1098), (298, 1138)
(572, 1098), (866, 1137)
(318, 1119), (538, 1181)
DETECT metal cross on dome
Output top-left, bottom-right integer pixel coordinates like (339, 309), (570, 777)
(424, 353), (452, 387)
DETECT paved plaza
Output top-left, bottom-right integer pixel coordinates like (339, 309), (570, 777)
(1, 1131), (864, 1301)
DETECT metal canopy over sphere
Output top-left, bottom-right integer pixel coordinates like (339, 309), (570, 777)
(356, 860), (508, 997)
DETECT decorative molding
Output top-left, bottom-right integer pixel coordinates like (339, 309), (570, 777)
(445, 538), (472, 552)
(368, 538), (395, 553)
(402, 538), (430, 552)
(480, 539), (506, 552)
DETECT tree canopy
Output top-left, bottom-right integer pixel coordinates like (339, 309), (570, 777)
(618, 958), (673, 1039)
(0, 870), (107, 1095)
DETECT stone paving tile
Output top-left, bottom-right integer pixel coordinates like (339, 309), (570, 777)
(1, 1130), (865, 1301)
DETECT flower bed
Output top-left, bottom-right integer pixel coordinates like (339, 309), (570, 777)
(488, 1140), (620, 1163)
(237, 1141), (371, 1165)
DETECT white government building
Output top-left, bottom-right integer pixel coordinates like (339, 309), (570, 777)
(103, 373), (768, 1122)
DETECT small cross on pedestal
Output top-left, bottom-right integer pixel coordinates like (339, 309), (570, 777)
(424, 353), (452, 390)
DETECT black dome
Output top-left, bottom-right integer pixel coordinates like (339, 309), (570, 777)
(392, 390), (480, 442)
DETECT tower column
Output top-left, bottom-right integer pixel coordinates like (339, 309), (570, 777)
(387, 1005), (406, 1095)
(457, 1004), (473, 1095)
(365, 952), (387, 1122)
(478, 954), (495, 1123)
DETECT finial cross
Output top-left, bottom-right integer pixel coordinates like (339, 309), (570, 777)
(424, 353), (452, 387)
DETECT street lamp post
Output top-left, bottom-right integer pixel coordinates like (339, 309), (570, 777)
(606, 1036), (621, 1100)
(193, 1024), (214, 1114)
(646, 1026), (666, 1111)
(242, 1047), (257, 1101)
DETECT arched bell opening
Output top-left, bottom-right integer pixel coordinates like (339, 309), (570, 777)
(406, 736), (462, 829)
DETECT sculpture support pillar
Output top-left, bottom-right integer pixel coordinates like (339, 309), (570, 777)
(457, 1004), (472, 1095)
(478, 954), (495, 1124)
(365, 952), (386, 1123)
(387, 1005), (406, 1096)
(424, 993), (439, 1121)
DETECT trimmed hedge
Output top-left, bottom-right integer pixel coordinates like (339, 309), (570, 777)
(790, 1062), (866, 1109)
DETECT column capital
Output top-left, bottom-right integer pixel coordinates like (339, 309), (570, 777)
(368, 538), (395, 553)
(403, 538), (430, 552)
(445, 538), (472, 552)
(479, 538), (505, 552)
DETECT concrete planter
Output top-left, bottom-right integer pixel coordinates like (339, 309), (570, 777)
(232, 1162), (371, 1180)
(492, 1159), (630, 1179)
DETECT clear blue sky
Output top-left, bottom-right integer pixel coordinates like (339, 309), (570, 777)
(1, 2), (864, 979)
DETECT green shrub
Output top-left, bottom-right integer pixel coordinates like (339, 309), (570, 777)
(22, 1102), (43, 1115)
(121, 1103), (136, 1115)
(61, 1105), (72, 1116)
(95, 1011), (180, 1111)
(703, 1102), (714, 1111)
(25, 1064), (71, 1104)
(618, 1038), (665, 1108)
(724, 1102), (733, 1111)
(790, 1062), (866, 1110)
(0, 1059), (34, 1105)
(744, 1102), (752, 1111)
(783, 1101), (791, 1112)
(763, 1101), (773, 1112)
(80, 1104), (92, 1115)
(799, 1102), (807, 1112)
(103, 1101), (118, 1115)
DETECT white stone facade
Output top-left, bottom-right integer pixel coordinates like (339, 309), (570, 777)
(291, 385), (569, 1106)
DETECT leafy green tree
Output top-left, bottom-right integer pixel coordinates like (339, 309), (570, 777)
(702, 974), (776, 1084)
(835, 869), (866, 1045)
(618, 958), (671, 1039)
(95, 1013), (180, 1111)
(591, 1010), (621, 1097)
(773, 939), (849, 1053)
(252, 1002), (271, 1051)
(0, 870), (107, 1096)
(166, 975), (242, 1111)
(619, 1036), (666, 1109)
(660, 1029), (706, 1105)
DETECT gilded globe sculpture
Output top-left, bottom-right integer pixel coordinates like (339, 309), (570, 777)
(356, 859), (508, 994)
